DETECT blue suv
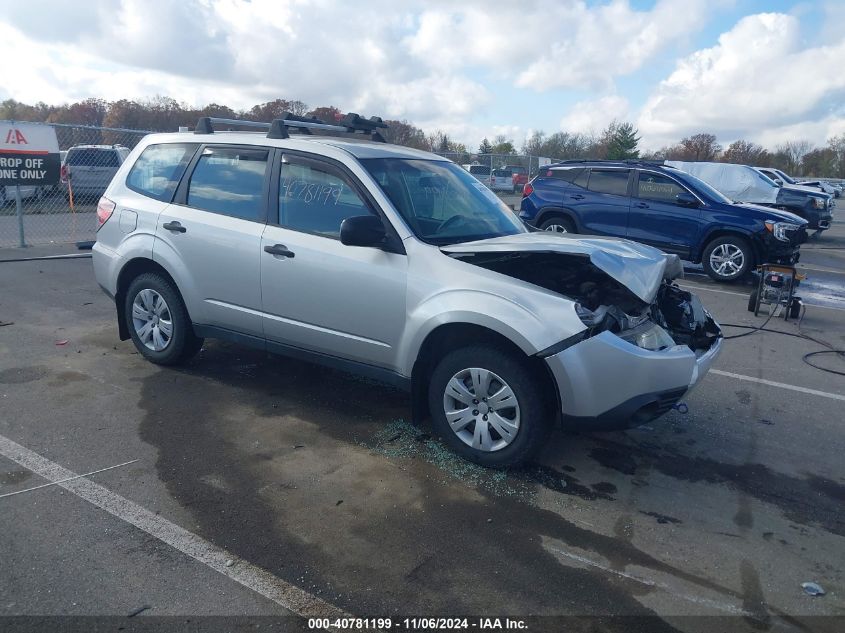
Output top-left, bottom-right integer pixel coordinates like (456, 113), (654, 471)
(520, 160), (808, 282)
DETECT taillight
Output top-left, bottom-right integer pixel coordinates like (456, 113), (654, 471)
(60, 164), (68, 183)
(96, 197), (116, 229)
(522, 181), (534, 197)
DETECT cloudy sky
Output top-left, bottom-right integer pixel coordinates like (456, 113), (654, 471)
(1, 0), (843, 151)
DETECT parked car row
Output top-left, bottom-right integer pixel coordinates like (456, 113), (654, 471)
(755, 166), (841, 198)
(461, 163), (528, 193)
(520, 160), (808, 282)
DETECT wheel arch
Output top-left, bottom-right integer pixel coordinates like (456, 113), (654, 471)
(695, 228), (759, 265)
(534, 206), (580, 231)
(409, 322), (560, 427)
(114, 258), (181, 341)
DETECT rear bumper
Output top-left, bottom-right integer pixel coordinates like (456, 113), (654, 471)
(545, 331), (722, 431)
(92, 241), (122, 297)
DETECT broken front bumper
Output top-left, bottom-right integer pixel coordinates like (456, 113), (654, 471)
(544, 331), (722, 431)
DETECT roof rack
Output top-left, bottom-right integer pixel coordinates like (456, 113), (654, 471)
(193, 112), (389, 142)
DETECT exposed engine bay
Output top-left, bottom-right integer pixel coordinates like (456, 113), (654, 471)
(455, 251), (722, 353)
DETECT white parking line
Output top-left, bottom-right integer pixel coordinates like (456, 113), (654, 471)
(0, 433), (348, 620)
(548, 547), (753, 616)
(709, 369), (845, 401)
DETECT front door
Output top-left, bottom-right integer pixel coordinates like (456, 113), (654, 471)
(260, 153), (407, 369)
(627, 170), (704, 258)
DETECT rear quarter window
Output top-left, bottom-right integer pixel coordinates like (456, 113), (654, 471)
(126, 143), (199, 202)
(547, 168), (584, 183)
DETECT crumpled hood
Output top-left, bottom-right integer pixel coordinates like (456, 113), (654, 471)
(442, 232), (676, 303)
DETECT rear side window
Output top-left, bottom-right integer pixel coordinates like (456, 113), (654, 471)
(637, 172), (687, 203)
(547, 168), (584, 183)
(126, 143), (198, 202)
(587, 170), (629, 196)
(187, 147), (269, 221)
(67, 148), (120, 167)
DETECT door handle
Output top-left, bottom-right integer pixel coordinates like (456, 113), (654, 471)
(635, 202), (649, 209)
(162, 221), (186, 233)
(264, 244), (295, 258)
(570, 194), (584, 200)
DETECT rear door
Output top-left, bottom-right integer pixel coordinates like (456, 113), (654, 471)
(578, 168), (631, 236)
(154, 144), (271, 337)
(627, 170), (704, 257)
(260, 152), (407, 368)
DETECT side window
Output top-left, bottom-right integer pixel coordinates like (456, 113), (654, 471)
(126, 143), (198, 202)
(587, 170), (630, 196)
(548, 167), (584, 183)
(637, 172), (687, 203)
(279, 160), (374, 238)
(573, 169), (589, 189)
(186, 147), (269, 221)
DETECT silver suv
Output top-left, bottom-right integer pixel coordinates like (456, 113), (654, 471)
(93, 114), (723, 467)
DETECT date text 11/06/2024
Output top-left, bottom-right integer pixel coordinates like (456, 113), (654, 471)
(308, 618), (529, 630)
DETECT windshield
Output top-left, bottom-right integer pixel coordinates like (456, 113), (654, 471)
(775, 169), (796, 184)
(361, 158), (526, 245)
(676, 171), (734, 204)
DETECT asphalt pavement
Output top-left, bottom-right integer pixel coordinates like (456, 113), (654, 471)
(1, 219), (843, 631)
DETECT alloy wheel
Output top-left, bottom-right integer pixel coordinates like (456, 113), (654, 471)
(544, 224), (568, 234)
(442, 367), (521, 452)
(131, 289), (173, 352)
(709, 243), (745, 277)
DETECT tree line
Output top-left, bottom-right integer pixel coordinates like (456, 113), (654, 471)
(2, 97), (843, 178)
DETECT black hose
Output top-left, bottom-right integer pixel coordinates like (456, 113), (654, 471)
(720, 305), (845, 376)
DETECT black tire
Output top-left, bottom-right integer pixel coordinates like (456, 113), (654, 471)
(427, 345), (551, 468)
(539, 215), (576, 234)
(701, 235), (752, 282)
(124, 272), (203, 366)
(747, 289), (758, 312)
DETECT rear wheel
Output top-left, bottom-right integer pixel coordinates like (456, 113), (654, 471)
(428, 345), (551, 468)
(540, 215), (576, 234)
(702, 236), (752, 282)
(124, 273), (203, 365)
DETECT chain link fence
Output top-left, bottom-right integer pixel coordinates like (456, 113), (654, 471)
(1, 121), (153, 248)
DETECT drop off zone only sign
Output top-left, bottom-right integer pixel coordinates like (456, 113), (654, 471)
(0, 122), (60, 186)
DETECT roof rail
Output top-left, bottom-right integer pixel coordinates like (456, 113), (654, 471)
(194, 112), (389, 142)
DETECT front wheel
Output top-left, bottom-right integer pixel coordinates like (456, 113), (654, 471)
(124, 273), (203, 365)
(428, 345), (551, 467)
(702, 236), (752, 282)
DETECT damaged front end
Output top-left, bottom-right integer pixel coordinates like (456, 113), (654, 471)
(445, 238), (723, 429)
(451, 248), (721, 356)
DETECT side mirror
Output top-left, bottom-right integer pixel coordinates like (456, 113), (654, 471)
(340, 215), (387, 248)
(675, 192), (700, 207)
(773, 178), (783, 186)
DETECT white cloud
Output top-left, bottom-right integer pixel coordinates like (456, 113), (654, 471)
(405, 0), (709, 92)
(637, 12), (845, 148)
(560, 95), (630, 135)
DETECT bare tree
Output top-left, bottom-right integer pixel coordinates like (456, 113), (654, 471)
(776, 140), (813, 175)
